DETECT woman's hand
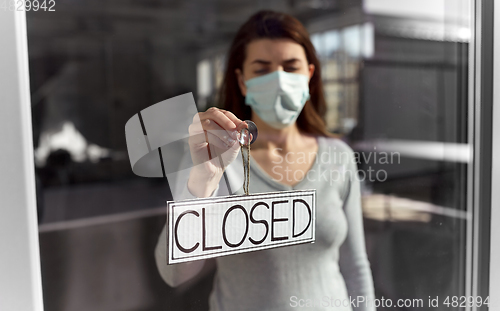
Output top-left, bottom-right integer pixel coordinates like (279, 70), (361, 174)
(187, 107), (248, 197)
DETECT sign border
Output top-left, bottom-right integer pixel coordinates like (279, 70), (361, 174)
(166, 189), (316, 264)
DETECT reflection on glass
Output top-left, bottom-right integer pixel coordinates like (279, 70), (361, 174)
(28, 0), (472, 310)
(324, 29), (341, 58)
(311, 23), (373, 133)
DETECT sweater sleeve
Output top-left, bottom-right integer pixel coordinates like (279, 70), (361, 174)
(338, 146), (376, 311)
(154, 160), (221, 287)
(154, 182), (220, 287)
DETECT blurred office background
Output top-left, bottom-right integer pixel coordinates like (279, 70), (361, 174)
(28, 0), (471, 310)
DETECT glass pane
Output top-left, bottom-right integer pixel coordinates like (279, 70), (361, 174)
(358, 0), (471, 309)
(28, 0), (472, 310)
(325, 29), (341, 58)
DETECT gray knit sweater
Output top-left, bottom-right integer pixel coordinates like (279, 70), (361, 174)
(155, 136), (376, 311)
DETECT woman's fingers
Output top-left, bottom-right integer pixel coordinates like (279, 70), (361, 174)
(205, 130), (236, 150)
(188, 108), (249, 167)
(235, 120), (249, 132)
(189, 118), (236, 158)
(191, 108), (249, 141)
(189, 114), (205, 135)
(202, 119), (237, 146)
(200, 107), (246, 140)
(190, 114), (232, 145)
(220, 109), (245, 129)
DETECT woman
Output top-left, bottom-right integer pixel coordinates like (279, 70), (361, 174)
(155, 10), (375, 311)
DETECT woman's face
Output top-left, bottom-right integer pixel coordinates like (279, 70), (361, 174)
(235, 38), (315, 97)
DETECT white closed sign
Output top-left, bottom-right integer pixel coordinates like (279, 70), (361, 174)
(166, 189), (316, 264)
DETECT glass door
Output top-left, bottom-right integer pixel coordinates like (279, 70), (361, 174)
(0, 0), (493, 310)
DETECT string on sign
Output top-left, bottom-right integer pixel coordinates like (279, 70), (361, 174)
(237, 120), (257, 196)
(240, 128), (251, 195)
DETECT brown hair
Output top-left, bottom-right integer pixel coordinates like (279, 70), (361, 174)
(218, 10), (335, 137)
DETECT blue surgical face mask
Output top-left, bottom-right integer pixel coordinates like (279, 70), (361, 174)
(244, 70), (310, 129)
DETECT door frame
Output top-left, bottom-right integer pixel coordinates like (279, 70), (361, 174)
(0, 2), (497, 311)
(0, 9), (44, 311)
(489, 0), (500, 305)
